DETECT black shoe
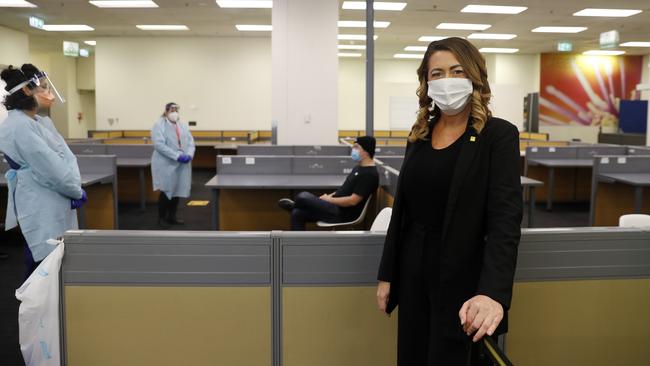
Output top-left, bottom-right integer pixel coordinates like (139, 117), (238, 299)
(158, 218), (171, 229)
(278, 198), (295, 212)
(167, 217), (185, 225)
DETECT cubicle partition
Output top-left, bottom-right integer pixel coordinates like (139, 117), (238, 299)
(61, 231), (272, 366)
(626, 146), (650, 156)
(235, 145), (351, 156)
(60, 228), (650, 366)
(590, 155), (650, 226)
(105, 145), (155, 209)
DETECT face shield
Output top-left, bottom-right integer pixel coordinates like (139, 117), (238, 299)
(7, 71), (66, 104)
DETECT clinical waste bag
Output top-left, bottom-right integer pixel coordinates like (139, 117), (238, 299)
(15, 239), (65, 366)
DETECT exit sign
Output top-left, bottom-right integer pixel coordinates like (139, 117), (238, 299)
(29, 16), (44, 29)
(557, 41), (573, 52)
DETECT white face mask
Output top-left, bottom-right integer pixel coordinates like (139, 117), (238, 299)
(427, 78), (473, 116)
(167, 112), (179, 122)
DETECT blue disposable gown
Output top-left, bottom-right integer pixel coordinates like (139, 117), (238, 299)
(0, 110), (82, 261)
(151, 117), (195, 199)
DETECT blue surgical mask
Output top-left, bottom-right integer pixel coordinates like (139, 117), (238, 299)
(351, 149), (362, 162)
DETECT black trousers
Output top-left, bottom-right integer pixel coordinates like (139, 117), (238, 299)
(158, 192), (180, 220)
(397, 223), (492, 366)
(290, 191), (343, 230)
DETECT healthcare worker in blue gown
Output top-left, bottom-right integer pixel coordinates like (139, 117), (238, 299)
(151, 102), (195, 228)
(0, 64), (87, 277)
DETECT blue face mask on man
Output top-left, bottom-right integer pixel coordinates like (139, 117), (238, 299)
(351, 148), (362, 162)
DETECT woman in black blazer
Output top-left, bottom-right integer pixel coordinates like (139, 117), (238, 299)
(376, 37), (523, 365)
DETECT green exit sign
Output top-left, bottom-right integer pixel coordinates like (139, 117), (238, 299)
(557, 42), (573, 52)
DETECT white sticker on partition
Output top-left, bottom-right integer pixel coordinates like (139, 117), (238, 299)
(245, 157), (255, 165)
(343, 168), (352, 174)
(531, 147), (538, 153)
(222, 157), (232, 165)
(549, 147), (556, 152)
(617, 157), (627, 164)
(600, 157), (609, 164)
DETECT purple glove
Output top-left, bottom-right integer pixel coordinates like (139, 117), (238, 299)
(71, 189), (87, 210)
(177, 154), (192, 164)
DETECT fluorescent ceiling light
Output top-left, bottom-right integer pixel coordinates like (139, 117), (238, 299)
(468, 33), (516, 40)
(42, 25), (95, 32)
(235, 24), (272, 31)
(418, 36), (452, 42)
(84, 40), (97, 46)
(532, 26), (587, 33)
(0, 0), (36, 7)
(479, 48), (519, 53)
(338, 21), (391, 28)
(394, 53), (424, 59)
(620, 42), (650, 47)
(461, 5), (526, 14)
(338, 34), (378, 40)
(216, 0), (272, 8)
(437, 23), (491, 31)
(573, 8), (642, 17)
(583, 50), (625, 56)
(405, 46), (427, 52)
(338, 52), (362, 57)
(338, 44), (366, 50)
(342, 1), (406, 11)
(137, 25), (189, 31)
(89, 1), (158, 8)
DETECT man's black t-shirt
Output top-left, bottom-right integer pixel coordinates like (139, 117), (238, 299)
(333, 165), (379, 220)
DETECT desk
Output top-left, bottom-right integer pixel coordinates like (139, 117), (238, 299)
(526, 158), (593, 210)
(596, 173), (650, 216)
(206, 174), (346, 230)
(117, 158), (151, 211)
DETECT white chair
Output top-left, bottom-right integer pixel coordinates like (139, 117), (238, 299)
(370, 207), (393, 232)
(317, 195), (373, 229)
(618, 214), (650, 228)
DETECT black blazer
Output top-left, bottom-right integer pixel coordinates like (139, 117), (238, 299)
(377, 116), (523, 338)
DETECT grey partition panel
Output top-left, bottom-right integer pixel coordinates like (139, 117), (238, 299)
(292, 156), (356, 175)
(293, 145), (350, 156)
(577, 146), (627, 159)
(280, 232), (386, 285)
(62, 230), (272, 285)
(516, 227), (650, 280)
(217, 155), (292, 175)
(526, 146), (577, 160)
(68, 144), (108, 155)
(76, 155), (117, 176)
(627, 147), (650, 156)
(377, 156), (403, 171)
(379, 165), (399, 196)
(105, 144), (153, 159)
(594, 155), (650, 174)
(375, 146), (406, 156)
(238, 145), (294, 156)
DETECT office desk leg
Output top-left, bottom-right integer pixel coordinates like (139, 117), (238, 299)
(634, 187), (643, 214)
(212, 189), (220, 230)
(78, 206), (87, 229)
(546, 168), (555, 211)
(139, 167), (146, 212)
(528, 186), (536, 228)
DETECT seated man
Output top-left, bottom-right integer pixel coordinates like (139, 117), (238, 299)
(278, 136), (379, 230)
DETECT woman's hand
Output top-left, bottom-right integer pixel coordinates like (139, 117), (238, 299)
(459, 294), (503, 342)
(376, 281), (391, 315)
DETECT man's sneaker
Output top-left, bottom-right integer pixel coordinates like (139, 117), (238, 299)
(278, 198), (295, 212)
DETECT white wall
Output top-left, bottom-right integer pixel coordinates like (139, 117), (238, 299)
(338, 54), (541, 132)
(95, 37), (271, 131)
(0, 25), (30, 122)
